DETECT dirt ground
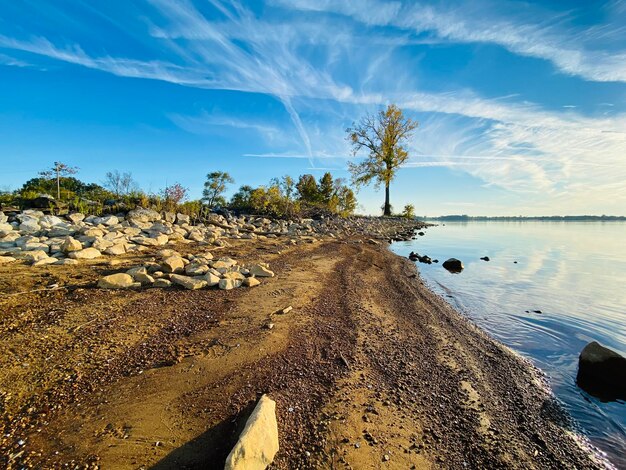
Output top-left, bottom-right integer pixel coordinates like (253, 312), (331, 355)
(0, 237), (607, 469)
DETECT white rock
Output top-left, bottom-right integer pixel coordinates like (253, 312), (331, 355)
(69, 247), (102, 260)
(104, 244), (127, 256)
(171, 274), (207, 290)
(98, 273), (134, 289)
(176, 213), (190, 225)
(224, 395), (279, 470)
(61, 236), (83, 253)
(54, 258), (79, 266)
(22, 250), (49, 262)
(204, 273), (221, 286)
(248, 264), (275, 278)
(161, 255), (185, 273)
(19, 218), (41, 233)
(219, 278), (242, 290)
(127, 207), (161, 223)
(67, 213), (85, 224)
(32, 257), (58, 266)
(185, 261), (209, 276)
(134, 272), (155, 284)
(244, 277), (261, 288)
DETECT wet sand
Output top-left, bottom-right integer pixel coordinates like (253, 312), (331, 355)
(0, 235), (608, 469)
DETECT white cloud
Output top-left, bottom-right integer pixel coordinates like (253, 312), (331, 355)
(0, 0), (625, 214)
(274, 0), (626, 83)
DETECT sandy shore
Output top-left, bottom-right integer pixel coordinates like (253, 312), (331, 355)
(0, 233), (608, 469)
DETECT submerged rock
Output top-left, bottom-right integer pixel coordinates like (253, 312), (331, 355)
(442, 258), (464, 273)
(577, 341), (626, 400)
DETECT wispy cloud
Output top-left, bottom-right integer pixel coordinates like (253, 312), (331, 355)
(0, 0), (624, 213)
(274, 0), (626, 83)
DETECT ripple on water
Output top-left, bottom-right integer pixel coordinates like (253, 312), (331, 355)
(392, 221), (626, 468)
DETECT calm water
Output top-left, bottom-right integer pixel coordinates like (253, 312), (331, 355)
(391, 221), (626, 468)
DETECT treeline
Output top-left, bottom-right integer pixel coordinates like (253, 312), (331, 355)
(0, 162), (357, 219)
(426, 215), (626, 221)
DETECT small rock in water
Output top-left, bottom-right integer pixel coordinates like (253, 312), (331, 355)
(480, 256), (490, 261)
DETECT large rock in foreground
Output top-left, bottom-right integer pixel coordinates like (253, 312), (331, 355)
(577, 341), (626, 400)
(442, 258), (464, 273)
(224, 394), (279, 470)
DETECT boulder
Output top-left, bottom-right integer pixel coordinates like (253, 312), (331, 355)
(96, 215), (119, 226)
(219, 278), (242, 290)
(248, 264), (275, 278)
(224, 395), (279, 470)
(22, 250), (49, 262)
(162, 256), (185, 273)
(171, 274), (207, 290)
(0, 256), (16, 264)
(19, 218), (41, 233)
(69, 247), (102, 260)
(54, 259), (78, 266)
(127, 207), (161, 223)
(244, 277), (261, 288)
(98, 273), (135, 289)
(61, 236), (83, 253)
(442, 258), (464, 273)
(185, 261), (209, 276)
(176, 213), (190, 225)
(67, 213), (85, 224)
(104, 244), (127, 256)
(134, 272), (155, 285)
(154, 278), (172, 288)
(204, 273), (221, 286)
(32, 257), (60, 266)
(212, 257), (237, 269)
(577, 341), (626, 400)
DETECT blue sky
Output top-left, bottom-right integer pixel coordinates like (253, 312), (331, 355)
(0, 0), (625, 215)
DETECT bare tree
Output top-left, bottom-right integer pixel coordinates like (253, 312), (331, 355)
(347, 104), (418, 216)
(104, 170), (137, 196)
(39, 161), (79, 200)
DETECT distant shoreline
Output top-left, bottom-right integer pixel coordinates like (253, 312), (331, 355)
(423, 215), (626, 221)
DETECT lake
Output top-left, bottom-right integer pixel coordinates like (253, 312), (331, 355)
(391, 221), (626, 468)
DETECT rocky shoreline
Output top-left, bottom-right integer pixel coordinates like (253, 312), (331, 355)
(0, 212), (610, 469)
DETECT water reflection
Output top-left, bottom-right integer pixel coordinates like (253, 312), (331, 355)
(392, 221), (626, 467)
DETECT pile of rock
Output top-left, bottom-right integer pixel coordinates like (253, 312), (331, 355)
(98, 249), (274, 290)
(0, 208), (427, 267)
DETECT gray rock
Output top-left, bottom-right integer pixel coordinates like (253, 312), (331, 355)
(154, 278), (172, 288)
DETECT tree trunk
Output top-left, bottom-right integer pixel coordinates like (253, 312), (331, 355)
(384, 183), (391, 216)
(56, 171), (60, 200)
